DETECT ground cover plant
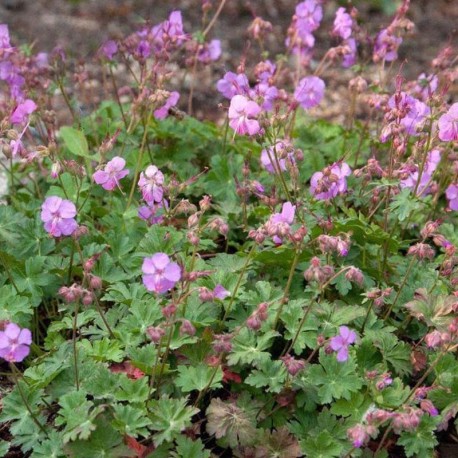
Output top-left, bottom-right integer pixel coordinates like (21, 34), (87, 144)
(0, 0), (457, 456)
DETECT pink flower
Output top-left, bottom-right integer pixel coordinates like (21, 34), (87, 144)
(217, 72), (250, 99)
(154, 91), (180, 120)
(0, 24), (12, 52)
(10, 99), (37, 125)
(414, 73), (438, 101)
(446, 183), (458, 211)
(250, 83), (278, 111)
(333, 7), (353, 40)
(260, 141), (293, 174)
(213, 284), (230, 300)
(197, 39), (221, 63)
(294, 76), (325, 109)
(438, 103), (458, 142)
(295, 0), (323, 33)
(0, 323), (32, 363)
(100, 40), (118, 60)
(400, 149), (441, 196)
(228, 95), (261, 136)
(373, 29), (402, 62)
(342, 38), (357, 68)
(267, 202), (296, 244)
(138, 200), (166, 225)
(93, 156), (129, 191)
(138, 165), (164, 203)
(330, 326), (356, 362)
(41, 196), (78, 237)
(142, 253), (181, 294)
(310, 162), (351, 200)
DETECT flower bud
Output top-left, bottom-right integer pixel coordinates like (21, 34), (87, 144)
(180, 319), (196, 336)
(147, 326), (165, 343)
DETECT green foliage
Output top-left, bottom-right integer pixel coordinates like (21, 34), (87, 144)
(306, 351), (364, 404)
(149, 397), (199, 445)
(0, 10), (456, 458)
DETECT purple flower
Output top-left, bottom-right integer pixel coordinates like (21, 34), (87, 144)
(438, 103), (458, 142)
(137, 40), (151, 59)
(154, 91), (179, 120)
(142, 253), (181, 294)
(213, 284), (230, 300)
(216, 72), (250, 99)
(310, 162), (351, 200)
(163, 11), (186, 44)
(333, 7), (353, 40)
(0, 323), (32, 363)
(270, 202), (295, 225)
(93, 156), (129, 191)
(138, 165), (164, 203)
(10, 99), (37, 125)
(330, 326), (356, 362)
(41, 196), (78, 237)
(0, 24), (12, 51)
(446, 183), (458, 211)
(342, 38), (357, 68)
(400, 149), (441, 196)
(267, 202), (296, 244)
(414, 73), (438, 100)
(35, 52), (49, 69)
(250, 83), (278, 111)
(295, 0), (323, 32)
(294, 76), (325, 109)
(255, 60), (276, 83)
(101, 40), (118, 60)
(228, 95), (261, 136)
(373, 29), (402, 62)
(197, 39), (221, 63)
(384, 92), (430, 139)
(260, 141), (293, 174)
(138, 200), (167, 225)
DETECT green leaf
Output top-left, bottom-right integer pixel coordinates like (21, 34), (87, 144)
(30, 431), (65, 458)
(55, 390), (100, 443)
(372, 333), (412, 376)
(0, 381), (48, 451)
(306, 351), (363, 404)
(330, 392), (372, 419)
(389, 188), (422, 222)
(84, 338), (125, 363)
(245, 359), (287, 393)
(112, 404), (152, 437)
(227, 329), (279, 368)
(172, 436), (211, 458)
(0, 285), (33, 327)
(300, 430), (343, 458)
(115, 374), (150, 404)
(176, 364), (223, 393)
(149, 397), (199, 446)
(398, 415), (439, 457)
(64, 415), (131, 457)
(0, 441), (9, 458)
(59, 126), (93, 159)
